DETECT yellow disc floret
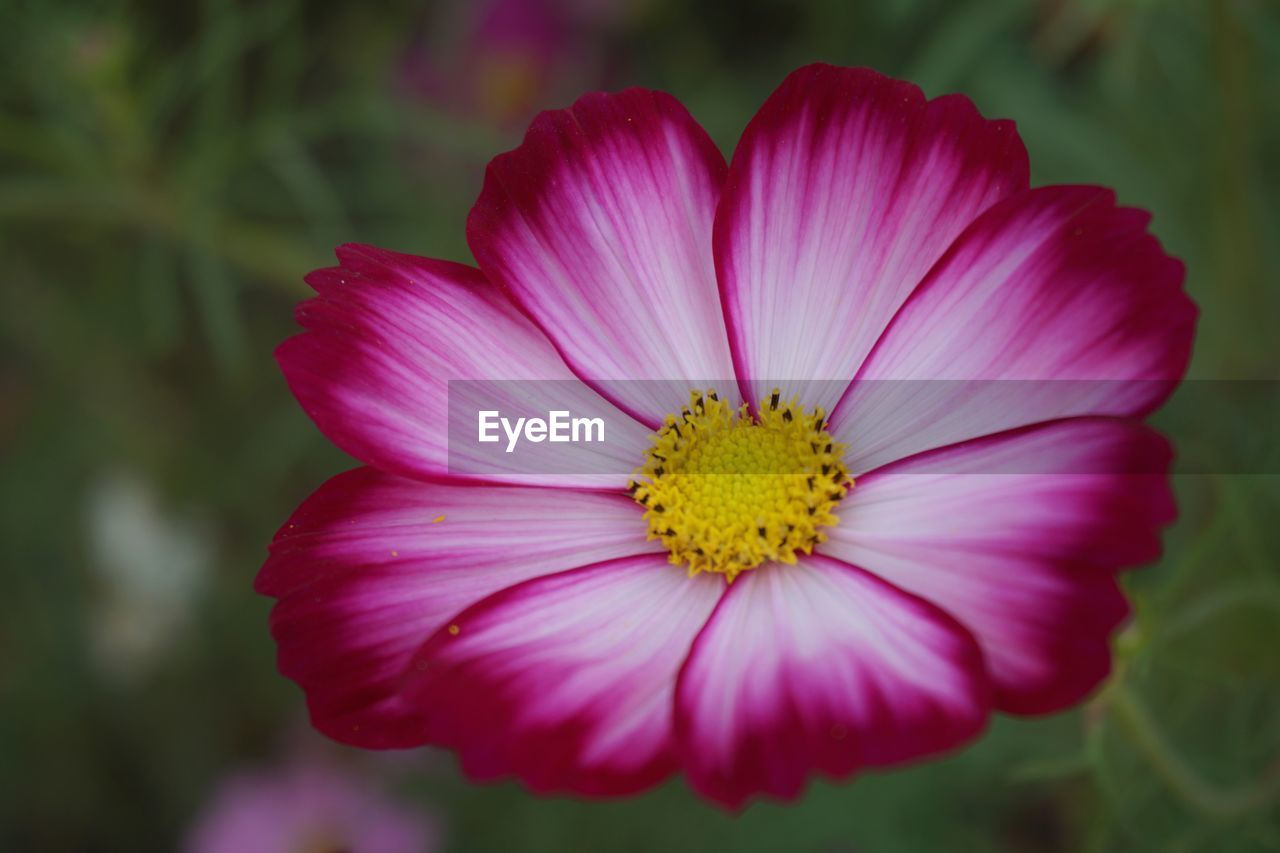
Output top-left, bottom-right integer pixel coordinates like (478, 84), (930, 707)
(629, 389), (852, 581)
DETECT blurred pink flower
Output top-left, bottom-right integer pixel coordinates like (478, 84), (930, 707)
(184, 759), (437, 853)
(398, 0), (638, 126)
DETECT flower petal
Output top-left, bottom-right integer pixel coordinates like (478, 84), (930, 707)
(823, 418), (1174, 714)
(278, 243), (650, 488)
(715, 64), (1029, 414)
(401, 555), (724, 796)
(257, 468), (660, 747)
(467, 88), (734, 424)
(830, 185), (1197, 474)
(675, 556), (989, 809)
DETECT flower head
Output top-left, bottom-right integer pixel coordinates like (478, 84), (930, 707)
(260, 64), (1195, 808)
(397, 0), (638, 127)
(184, 759), (436, 853)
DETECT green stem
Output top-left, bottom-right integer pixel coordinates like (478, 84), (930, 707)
(1156, 581), (1280, 645)
(1108, 684), (1280, 819)
(0, 180), (315, 294)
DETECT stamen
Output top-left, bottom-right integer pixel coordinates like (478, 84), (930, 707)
(631, 389), (852, 581)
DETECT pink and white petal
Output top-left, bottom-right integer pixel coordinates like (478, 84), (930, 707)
(830, 185), (1197, 474)
(279, 243), (650, 488)
(675, 556), (989, 809)
(400, 555), (725, 796)
(823, 418), (1175, 714)
(467, 88), (734, 425)
(716, 64), (1029, 415)
(256, 468), (661, 748)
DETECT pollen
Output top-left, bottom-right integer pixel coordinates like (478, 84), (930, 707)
(630, 389), (851, 582)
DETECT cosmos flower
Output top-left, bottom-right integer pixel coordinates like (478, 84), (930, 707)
(184, 758), (436, 853)
(397, 0), (641, 127)
(259, 64), (1195, 808)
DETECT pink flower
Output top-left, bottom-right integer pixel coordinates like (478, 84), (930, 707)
(184, 760), (436, 853)
(397, 0), (637, 127)
(260, 64), (1196, 809)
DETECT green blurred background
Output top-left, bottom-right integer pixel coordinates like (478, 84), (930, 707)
(2, 0), (1277, 850)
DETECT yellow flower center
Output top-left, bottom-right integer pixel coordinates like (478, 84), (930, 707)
(629, 389), (852, 581)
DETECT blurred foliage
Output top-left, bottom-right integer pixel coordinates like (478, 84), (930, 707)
(1, 0), (1278, 850)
